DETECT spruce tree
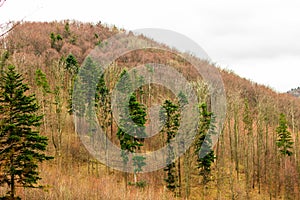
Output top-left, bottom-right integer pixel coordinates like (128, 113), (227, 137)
(177, 91), (188, 196)
(195, 103), (216, 184)
(95, 71), (111, 173)
(160, 100), (180, 195)
(0, 65), (53, 200)
(276, 113), (293, 156)
(128, 94), (147, 183)
(72, 57), (100, 116)
(117, 93), (147, 183)
(116, 70), (146, 154)
(132, 155), (146, 184)
(35, 69), (51, 94)
(116, 70), (147, 185)
(276, 113), (293, 199)
(65, 54), (79, 75)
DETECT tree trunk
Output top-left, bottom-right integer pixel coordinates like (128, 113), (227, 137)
(10, 153), (15, 199)
(184, 148), (191, 199)
(11, 173), (15, 199)
(257, 119), (262, 194)
(216, 126), (225, 200)
(233, 108), (239, 181)
(178, 155), (182, 196)
(134, 172), (137, 184)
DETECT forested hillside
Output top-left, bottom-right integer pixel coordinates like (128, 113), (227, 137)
(1, 21), (300, 200)
(288, 87), (300, 98)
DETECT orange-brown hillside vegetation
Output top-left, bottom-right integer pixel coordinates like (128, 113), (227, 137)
(1, 21), (300, 199)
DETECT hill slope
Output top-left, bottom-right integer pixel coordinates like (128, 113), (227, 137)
(0, 21), (300, 199)
(288, 87), (300, 97)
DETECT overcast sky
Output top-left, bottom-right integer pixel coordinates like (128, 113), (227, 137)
(1, 0), (300, 92)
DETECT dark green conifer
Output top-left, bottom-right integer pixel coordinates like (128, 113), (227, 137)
(0, 65), (53, 200)
(276, 113), (293, 156)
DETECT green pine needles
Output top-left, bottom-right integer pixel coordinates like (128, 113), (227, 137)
(195, 103), (216, 184)
(0, 65), (53, 200)
(160, 100), (180, 194)
(116, 70), (147, 185)
(276, 113), (293, 157)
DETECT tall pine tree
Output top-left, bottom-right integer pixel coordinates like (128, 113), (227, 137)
(0, 65), (53, 200)
(276, 113), (294, 199)
(117, 93), (147, 183)
(195, 103), (216, 184)
(276, 113), (293, 156)
(116, 70), (147, 186)
(160, 100), (180, 195)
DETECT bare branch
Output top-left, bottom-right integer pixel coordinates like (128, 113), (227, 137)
(0, 21), (20, 38)
(0, 0), (6, 8)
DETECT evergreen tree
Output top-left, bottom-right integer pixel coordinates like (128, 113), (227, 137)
(0, 51), (9, 75)
(178, 91), (188, 109)
(71, 57), (100, 116)
(117, 94), (147, 170)
(50, 32), (63, 51)
(64, 21), (71, 38)
(65, 54), (79, 115)
(132, 155), (146, 184)
(95, 71), (111, 129)
(116, 70), (147, 185)
(95, 71), (111, 173)
(116, 70), (146, 154)
(160, 100), (180, 195)
(116, 69), (131, 95)
(95, 73), (109, 111)
(0, 65), (53, 200)
(34, 69), (51, 135)
(177, 91), (188, 196)
(35, 69), (51, 94)
(128, 94), (147, 183)
(276, 113), (293, 199)
(195, 103), (216, 184)
(276, 113), (293, 156)
(65, 54), (79, 75)
(79, 57), (102, 144)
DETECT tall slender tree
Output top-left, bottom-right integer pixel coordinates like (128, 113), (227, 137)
(177, 91), (188, 196)
(160, 100), (180, 195)
(65, 54), (79, 76)
(35, 69), (51, 133)
(116, 70), (147, 186)
(95, 72), (111, 173)
(276, 113), (294, 199)
(117, 94), (147, 181)
(243, 99), (254, 197)
(0, 65), (53, 200)
(276, 113), (293, 157)
(195, 103), (216, 185)
(0, 51), (9, 75)
(128, 93), (147, 183)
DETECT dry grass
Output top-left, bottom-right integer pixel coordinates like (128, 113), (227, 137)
(0, 161), (176, 200)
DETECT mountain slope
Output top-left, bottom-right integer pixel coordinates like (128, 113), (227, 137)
(0, 21), (300, 200)
(288, 87), (300, 97)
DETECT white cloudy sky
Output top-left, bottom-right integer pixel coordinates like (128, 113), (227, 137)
(1, 0), (300, 92)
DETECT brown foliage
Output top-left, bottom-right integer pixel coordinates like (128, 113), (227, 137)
(1, 21), (300, 199)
